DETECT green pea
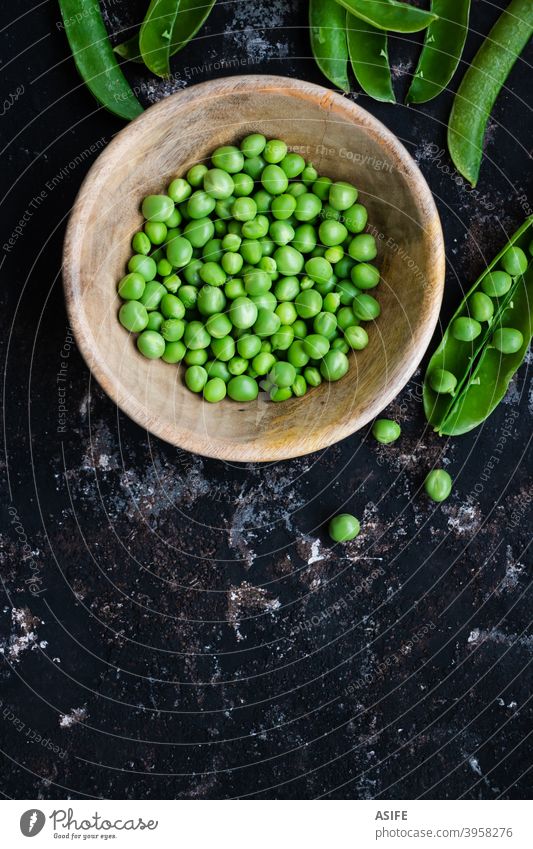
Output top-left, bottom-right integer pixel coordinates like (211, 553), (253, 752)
(429, 368), (457, 394)
(183, 217), (215, 248)
(274, 246), (305, 276)
(227, 375), (259, 402)
(166, 236), (193, 269)
(206, 361), (231, 381)
(321, 202), (341, 222)
(118, 272), (145, 300)
(292, 319), (308, 339)
(372, 419), (401, 444)
(294, 290), (321, 320)
(202, 376), (226, 402)
(281, 152), (306, 178)
(271, 194), (297, 220)
(258, 256), (277, 277)
(287, 340), (310, 368)
(144, 221), (168, 245)
(162, 274), (180, 294)
(181, 258), (201, 286)
(241, 240), (263, 265)
(229, 297), (258, 330)
(345, 325), (368, 350)
(168, 178), (192, 203)
(353, 294), (381, 321)
(271, 325), (294, 351)
(162, 340), (186, 363)
(132, 231), (151, 255)
(304, 366), (322, 387)
(254, 189), (273, 213)
(323, 292), (341, 313)
(202, 239), (223, 262)
(139, 281), (165, 311)
(160, 318), (185, 342)
(451, 316), (482, 342)
(325, 246), (344, 265)
(253, 308), (281, 337)
(349, 234), (377, 262)
(311, 176), (332, 201)
(166, 208), (181, 229)
(211, 335), (235, 362)
(185, 348), (209, 366)
(225, 278), (246, 300)
(158, 259), (173, 279)
(200, 262), (226, 287)
(206, 312), (232, 339)
(212, 145), (244, 174)
(314, 311), (337, 339)
(337, 306), (357, 330)
(328, 513), (360, 542)
(274, 277), (300, 301)
(262, 164), (289, 195)
(244, 270), (271, 296)
(242, 155), (266, 181)
(203, 168), (234, 200)
(187, 164), (208, 186)
(216, 197), (235, 221)
(137, 330), (165, 359)
(128, 254), (157, 281)
(119, 301), (149, 333)
(468, 292), (494, 322)
(336, 255), (355, 279)
(227, 356), (248, 376)
(222, 251), (244, 276)
(292, 375), (307, 397)
(270, 386), (293, 402)
(275, 301), (298, 326)
(269, 361), (296, 388)
(260, 237), (276, 257)
(252, 352), (276, 375)
(264, 139), (288, 164)
(292, 224), (317, 254)
(320, 349), (349, 382)
(195, 285), (224, 317)
(319, 219), (348, 247)
(424, 469), (452, 503)
(260, 340), (272, 354)
(332, 338), (349, 353)
(302, 163), (318, 185)
(184, 321), (211, 350)
(351, 263), (380, 289)
(141, 194), (175, 222)
(304, 334), (330, 359)
(159, 293), (184, 319)
(185, 365), (208, 393)
(287, 182), (308, 198)
(241, 133), (267, 158)
(329, 181), (358, 210)
(270, 220), (295, 246)
(344, 203), (368, 234)
(222, 233), (242, 252)
(252, 291), (277, 312)
(146, 311), (164, 332)
(179, 286), (198, 311)
(237, 334), (262, 359)
(481, 270), (512, 297)
(501, 246), (528, 276)
(336, 281), (359, 306)
(242, 215), (270, 240)
(294, 192), (322, 222)
(232, 172), (254, 197)
(303, 256), (331, 285)
(187, 191), (216, 220)
(491, 327), (523, 354)
(232, 197), (257, 222)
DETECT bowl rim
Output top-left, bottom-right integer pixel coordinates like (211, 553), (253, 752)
(63, 74), (445, 462)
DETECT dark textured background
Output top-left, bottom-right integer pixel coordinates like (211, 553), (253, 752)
(0, 0), (531, 800)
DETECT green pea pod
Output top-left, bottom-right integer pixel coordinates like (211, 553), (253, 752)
(309, 0), (350, 92)
(439, 266), (533, 435)
(334, 0), (438, 33)
(58, 0), (143, 121)
(346, 12), (395, 103)
(406, 0), (470, 104)
(115, 0), (217, 65)
(140, 0), (181, 77)
(424, 217), (533, 435)
(448, 0), (533, 186)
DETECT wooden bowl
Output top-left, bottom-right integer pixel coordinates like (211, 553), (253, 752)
(63, 75), (444, 462)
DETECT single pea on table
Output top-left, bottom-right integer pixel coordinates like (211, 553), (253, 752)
(116, 134), (384, 404)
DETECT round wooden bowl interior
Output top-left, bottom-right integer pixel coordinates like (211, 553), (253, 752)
(64, 76), (444, 462)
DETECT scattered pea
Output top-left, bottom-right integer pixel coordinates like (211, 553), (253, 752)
(328, 513), (360, 542)
(424, 469), (452, 503)
(372, 419), (401, 444)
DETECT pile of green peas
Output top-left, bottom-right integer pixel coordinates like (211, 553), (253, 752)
(117, 134), (382, 403)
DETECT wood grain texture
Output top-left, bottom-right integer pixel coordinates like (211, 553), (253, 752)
(63, 75), (445, 462)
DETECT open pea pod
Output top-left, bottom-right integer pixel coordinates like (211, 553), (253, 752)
(346, 12), (395, 103)
(309, 0), (350, 92)
(439, 265), (533, 435)
(115, 0), (217, 65)
(334, 0), (437, 33)
(424, 217), (533, 434)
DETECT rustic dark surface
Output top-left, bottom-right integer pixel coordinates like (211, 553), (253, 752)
(0, 0), (531, 800)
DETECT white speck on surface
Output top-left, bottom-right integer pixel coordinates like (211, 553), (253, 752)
(59, 707), (88, 729)
(469, 756), (482, 776)
(0, 608), (41, 662)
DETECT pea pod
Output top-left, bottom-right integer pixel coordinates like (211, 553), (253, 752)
(424, 217), (533, 436)
(448, 0), (533, 186)
(334, 0), (438, 34)
(406, 0), (470, 104)
(115, 0), (217, 65)
(140, 0), (182, 77)
(310, 0), (350, 92)
(58, 0), (143, 121)
(346, 12), (395, 103)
